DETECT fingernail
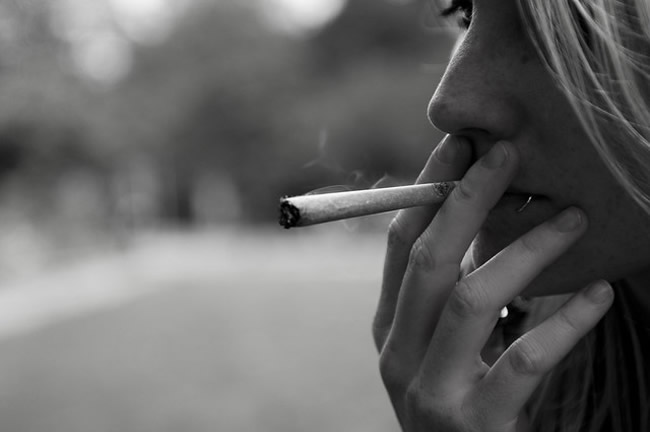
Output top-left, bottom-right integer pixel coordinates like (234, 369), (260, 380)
(585, 281), (613, 304)
(482, 142), (508, 169)
(554, 207), (583, 232)
(435, 138), (457, 164)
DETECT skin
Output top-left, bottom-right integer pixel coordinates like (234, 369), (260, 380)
(372, 0), (650, 430)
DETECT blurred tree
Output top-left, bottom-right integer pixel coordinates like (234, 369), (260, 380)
(309, 0), (454, 72)
(0, 0), (458, 231)
(110, 0), (457, 225)
(113, 2), (311, 224)
(0, 0), (126, 246)
(295, 0), (456, 192)
(0, 0), (64, 68)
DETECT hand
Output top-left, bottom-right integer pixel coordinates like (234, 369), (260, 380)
(372, 135), (614, 432)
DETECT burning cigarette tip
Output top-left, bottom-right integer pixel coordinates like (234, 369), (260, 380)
(279, 197), (301, 229)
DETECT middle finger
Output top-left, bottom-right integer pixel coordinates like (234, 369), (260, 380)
(387, 141), (519, 364)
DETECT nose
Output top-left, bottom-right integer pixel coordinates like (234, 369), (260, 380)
(427, 31), (524, 143)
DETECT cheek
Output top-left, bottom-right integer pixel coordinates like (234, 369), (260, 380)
(521, 241), (615, 297)
(528, 200), (650, 296)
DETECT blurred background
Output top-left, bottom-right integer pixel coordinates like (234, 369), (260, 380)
(0, 0), (457, 430)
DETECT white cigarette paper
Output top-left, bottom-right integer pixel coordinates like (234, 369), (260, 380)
(279, 181), (458, 229)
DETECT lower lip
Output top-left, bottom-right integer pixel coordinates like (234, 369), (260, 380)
(494, 193), (538, 211)
(487, 194), (553, 225)
(482, 194), (550, 241)
(474, 194), (552, 271)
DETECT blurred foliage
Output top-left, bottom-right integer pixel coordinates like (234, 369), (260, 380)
(0, 0), (456, 237)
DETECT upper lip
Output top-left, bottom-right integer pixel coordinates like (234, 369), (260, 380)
(468, 141), (544, 197)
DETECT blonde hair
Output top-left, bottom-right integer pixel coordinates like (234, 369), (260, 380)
(514, 1), (650, 430)
(522, 286), (649, 431)
(518, 0), (650, 215)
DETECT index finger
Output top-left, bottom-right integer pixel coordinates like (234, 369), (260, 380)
(373, 134), (471, 351)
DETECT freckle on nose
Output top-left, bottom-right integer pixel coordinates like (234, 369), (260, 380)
(520, 53), (531, 65)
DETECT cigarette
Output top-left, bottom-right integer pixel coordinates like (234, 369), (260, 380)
(279, 181), (458, 229)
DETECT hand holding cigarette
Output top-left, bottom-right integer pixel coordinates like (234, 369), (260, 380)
(279, 181), (458, 229)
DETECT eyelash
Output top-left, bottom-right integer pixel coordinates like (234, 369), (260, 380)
(439, 0), (473, 30)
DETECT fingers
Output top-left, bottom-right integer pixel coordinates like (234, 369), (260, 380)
(473, 281), (614, 427)
(373, 134), (471, 351)
(387, 142), (518, 362)
(422, 207), (588, 386)
(418, 141), (518, 269)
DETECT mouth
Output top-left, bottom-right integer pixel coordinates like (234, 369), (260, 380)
(478, 190), (554, 265)
(480, 191), (552, 256)
(496, 191), (546, 212)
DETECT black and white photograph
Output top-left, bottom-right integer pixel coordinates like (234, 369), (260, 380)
(0, 0), (647, 431)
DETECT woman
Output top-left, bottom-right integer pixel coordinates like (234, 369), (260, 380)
(372, 0), (650, 430)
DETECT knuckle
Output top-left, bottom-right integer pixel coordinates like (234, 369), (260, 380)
(404, 381), (419, 405)
(409, 237), (438, 272)
(454, 178), (476, 202)
(404, 381), (427, 411)
(405, 383), (466, 430)
(371, 316), (389, 353)
(387, 216), (411, 251)
(508, 337), (547, 376)
(447, 279), (490, 318)
(404, 380), (441, 420)
(378, 349), (406, 394)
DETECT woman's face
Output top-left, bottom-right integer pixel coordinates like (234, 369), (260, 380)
(428, 0), (650, 297)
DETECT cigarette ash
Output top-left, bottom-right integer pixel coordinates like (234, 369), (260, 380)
(279, 197), (301, 229)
